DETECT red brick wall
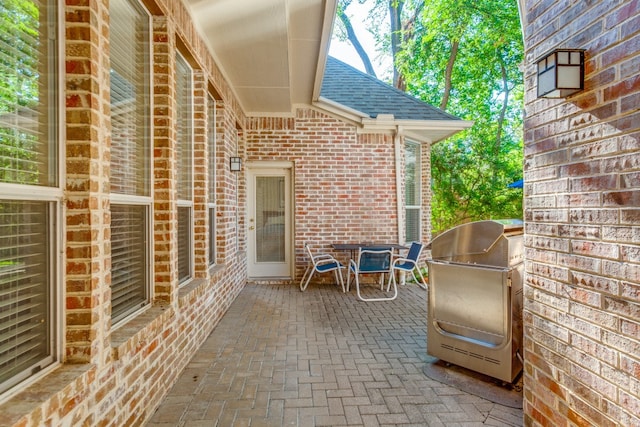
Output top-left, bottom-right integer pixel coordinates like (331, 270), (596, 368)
(246, 109), (405, 277)
(65, 0), (111, 366)
(0, 0), (431, 424)
(0, 0), (248, 424)
(522, 1), (640, 426)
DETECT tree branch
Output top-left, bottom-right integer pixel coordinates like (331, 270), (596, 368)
(389, 0), (404, 88)
(439, 39), (459, 111)
(496, 57), (510, 153)
(339, 11), (377, 77)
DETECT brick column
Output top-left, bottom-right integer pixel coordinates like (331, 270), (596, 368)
(64, 0), (111, 364)
(215, 104), (242, 265)
(152, 16), (178, 304)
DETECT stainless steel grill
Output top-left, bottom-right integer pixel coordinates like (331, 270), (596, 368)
(426, 219), (524, 383)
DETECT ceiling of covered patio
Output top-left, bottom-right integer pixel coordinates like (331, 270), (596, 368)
(184, 0), (336, 117)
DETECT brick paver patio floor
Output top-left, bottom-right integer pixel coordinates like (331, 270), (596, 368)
(146, 282), (523, 426)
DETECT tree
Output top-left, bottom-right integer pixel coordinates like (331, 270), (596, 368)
(336, 0), (378, 77)
(332, 0), (524, 234)
(336, 0), (424, 88)
(400, 0), (524, 233)
(0, 0), (41, 184)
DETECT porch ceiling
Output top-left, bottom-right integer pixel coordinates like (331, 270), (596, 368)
(185, 0), (336, 117)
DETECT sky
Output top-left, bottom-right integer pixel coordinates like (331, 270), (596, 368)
(327, 1), (393, 80)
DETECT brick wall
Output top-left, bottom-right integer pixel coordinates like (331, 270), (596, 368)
(0, 0), (248, 424)
(246, 109), (409, 279)
(65, 0), (111, 367)
(0, 0), (432, 424)
(522, 1), (640, 426)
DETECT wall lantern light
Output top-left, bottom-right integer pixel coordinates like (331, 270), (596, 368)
(230, 156), (241, 172)
(536, 48), (585, 98)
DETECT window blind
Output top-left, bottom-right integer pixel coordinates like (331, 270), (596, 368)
(110, 204), (147, 322)
(175, 54), (193, 202)
(178, 206), (191, 283)
(207, 95), (216, 265)
(176, 53), (193, 282)
(108, 0), (151, 324)
(0, 0), (56, 394)
(109, 0), (150, 197)
(0, 200), (52, 393)
(405, 142), (421, 242)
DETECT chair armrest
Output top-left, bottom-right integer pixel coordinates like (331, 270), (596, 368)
(314, 254), (342, 267)
(392, 257), (418, 268)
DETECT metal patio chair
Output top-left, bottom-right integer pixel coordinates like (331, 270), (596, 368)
(299, 242), (345, 292)
(386, 241), (428, 290)
(347, 248), (395, 301)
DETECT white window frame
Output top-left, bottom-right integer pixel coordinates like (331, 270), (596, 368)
(405, 140), (422, 242)
(109, 196), (152, 325)
(0, 0), (62, 398)
(207, 94), (217, 267)
(175, 53), (194, 285)
(108, 0), (153, 327)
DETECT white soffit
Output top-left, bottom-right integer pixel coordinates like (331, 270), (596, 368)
(185, 0), (335, 116)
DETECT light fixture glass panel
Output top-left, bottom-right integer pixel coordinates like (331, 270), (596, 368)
(557, 66), (581, 88)
(557, 51), (569, 64)
(570, 51), (581, 64)
(547, 53), (555, 67)
(537, 70), (555, 96)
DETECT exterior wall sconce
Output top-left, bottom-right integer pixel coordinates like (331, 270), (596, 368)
(536, 49), (585, 98)
(230, 156), (241, 172)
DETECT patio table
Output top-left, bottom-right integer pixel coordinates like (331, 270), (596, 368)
(332, 243), (408, 261)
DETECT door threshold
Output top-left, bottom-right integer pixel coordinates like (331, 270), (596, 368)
(248, 277), (292, 285)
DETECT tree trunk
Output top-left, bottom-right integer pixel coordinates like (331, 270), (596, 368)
(339, 11), (377, 77)
(439, 40), (459, 111)
(389, 0), (404, 89)
(495, 59), (510, 153)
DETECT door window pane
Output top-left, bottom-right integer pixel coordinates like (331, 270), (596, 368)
(256, 176), (284, 263)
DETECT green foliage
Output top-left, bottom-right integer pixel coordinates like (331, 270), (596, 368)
(333, 0), (524, 235)
(0, 0), (39, 113)
(0, 0), (42, 184)
(396, 0), (524, 234)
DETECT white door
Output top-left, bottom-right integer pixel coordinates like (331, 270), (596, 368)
(247, 167), (292, 278)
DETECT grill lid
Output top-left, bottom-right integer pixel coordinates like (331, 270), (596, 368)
(428, 219), (523, 265)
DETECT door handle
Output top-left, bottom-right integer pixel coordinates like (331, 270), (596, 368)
(249, 226), (255, 231)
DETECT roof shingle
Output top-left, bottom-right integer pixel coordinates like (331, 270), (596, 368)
(320, 56), (461, 122)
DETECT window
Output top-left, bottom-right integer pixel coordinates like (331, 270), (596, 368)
(0, 0), (58, 394)
(405, 141), (421, 242)
(109, 0), (151, 324)
(175, 53), (193, 283)
(207, 94), (216, 266)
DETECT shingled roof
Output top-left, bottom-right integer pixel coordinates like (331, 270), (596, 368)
(320, 56), (461, 122)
